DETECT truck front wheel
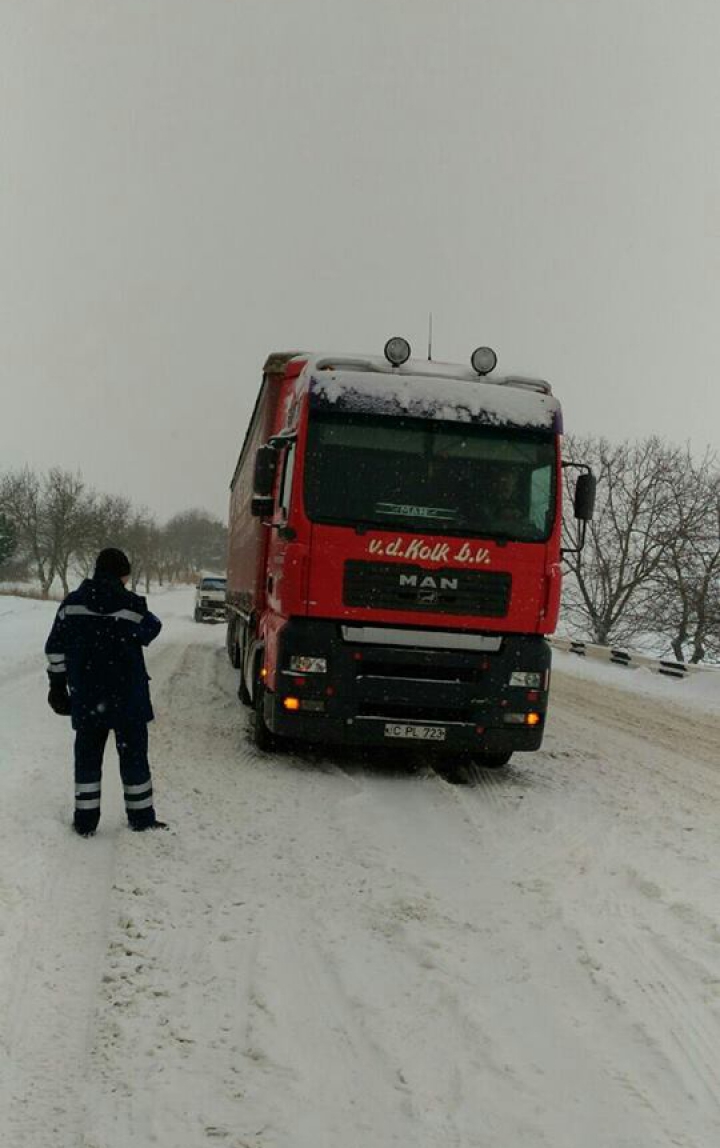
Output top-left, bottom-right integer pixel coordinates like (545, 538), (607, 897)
(236, 624), (253, 706)
(252, 687), (277, 753)
(238, 665), (253, 707)
(475, 752), (512, 770)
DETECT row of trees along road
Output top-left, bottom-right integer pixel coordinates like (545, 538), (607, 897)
(0, 467), (227, 596)
(562, 436), (720, 663)
(2, 444), (718, 663)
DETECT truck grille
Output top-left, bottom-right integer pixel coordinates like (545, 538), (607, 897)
(343, 561), (511, 617)
(356, 659), (480, 683)
(357, 701), (473, 723)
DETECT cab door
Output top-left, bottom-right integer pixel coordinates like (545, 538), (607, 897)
(266, 442), (297, 619)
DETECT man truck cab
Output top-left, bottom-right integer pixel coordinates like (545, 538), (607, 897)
(226, 339), (594, 764)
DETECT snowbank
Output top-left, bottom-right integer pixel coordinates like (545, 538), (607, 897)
(552, 647), (720, 715)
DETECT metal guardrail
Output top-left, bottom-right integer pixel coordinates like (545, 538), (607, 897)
(549, 637), (719, 679)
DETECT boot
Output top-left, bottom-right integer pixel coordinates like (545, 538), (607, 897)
(73, 810), (99, 837)
(128, 808), (168, 832)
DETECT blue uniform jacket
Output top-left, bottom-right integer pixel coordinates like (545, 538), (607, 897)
(44, 575), (162, 729)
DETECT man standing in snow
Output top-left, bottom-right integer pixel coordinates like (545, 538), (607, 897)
(44, 547), (167, 837)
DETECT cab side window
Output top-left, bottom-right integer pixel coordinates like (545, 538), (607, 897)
(279, 443), (296, 518)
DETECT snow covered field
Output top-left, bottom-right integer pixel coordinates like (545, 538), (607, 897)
(1, 587), (720, 1148)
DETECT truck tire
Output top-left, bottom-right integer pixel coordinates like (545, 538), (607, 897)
(238, 665), (253, 707)
(227, 618), (242, 668)
(436, 759), (471, 785)
(252, 686), (277, 753)
(476, 752), (512, 770)
(194, 607), (203, 623)
(235, 623), (253, 705)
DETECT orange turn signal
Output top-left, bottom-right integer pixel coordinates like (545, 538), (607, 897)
(525, 712), (541, 727)
(283, 696), (300, 712)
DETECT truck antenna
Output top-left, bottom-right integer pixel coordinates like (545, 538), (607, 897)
(427, 312), (433, 361)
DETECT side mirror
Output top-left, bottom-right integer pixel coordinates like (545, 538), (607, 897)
(253, 444), (278, 498)
(574, 472), (596, 521)
(251, 495), (275, 518)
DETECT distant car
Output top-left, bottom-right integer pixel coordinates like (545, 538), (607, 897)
(194, 577), (227, 623)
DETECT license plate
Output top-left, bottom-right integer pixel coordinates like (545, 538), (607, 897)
(384, 723), (447, 742)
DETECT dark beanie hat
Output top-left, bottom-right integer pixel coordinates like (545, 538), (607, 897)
(94, 547), (131, 579)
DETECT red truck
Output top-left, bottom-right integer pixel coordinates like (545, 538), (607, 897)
(226, 339), (594, 765)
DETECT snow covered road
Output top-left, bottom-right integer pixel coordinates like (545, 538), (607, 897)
(1, 589), (720, 1147)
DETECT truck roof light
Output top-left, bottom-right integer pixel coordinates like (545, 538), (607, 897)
(471, 346), (498, 376)
(384, 337), (411, 367)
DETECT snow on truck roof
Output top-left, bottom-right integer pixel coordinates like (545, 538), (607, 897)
(296, 353), (562, 433)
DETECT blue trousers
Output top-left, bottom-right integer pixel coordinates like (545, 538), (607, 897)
(74, 723), (155, 830)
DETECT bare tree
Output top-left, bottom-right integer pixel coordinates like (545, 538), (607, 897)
(43, 468), (98, 596)
(121, 511), (160, 592)
(562, 436), (678, 646)
(74, 493), (133, 577)
(0, 468), (224, 596)
(643, 449), (720, 663)
(0, 468), (57, 596)
(162, 510), (227, 582)
(0, 512), (17, 570)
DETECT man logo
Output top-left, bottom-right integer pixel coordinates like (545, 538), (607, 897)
(398, 573), (459, 591)
(417, 587), (439, 604)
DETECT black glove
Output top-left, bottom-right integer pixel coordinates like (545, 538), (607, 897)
(48, 677), (72, 716)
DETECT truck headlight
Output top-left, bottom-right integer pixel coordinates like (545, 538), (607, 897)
(289, 655), (328, 674)
(509, 671), (544, 688)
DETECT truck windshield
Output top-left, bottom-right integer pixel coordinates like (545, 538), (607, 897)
(304, 412), (557, 541)
(200, 578), (226, 590)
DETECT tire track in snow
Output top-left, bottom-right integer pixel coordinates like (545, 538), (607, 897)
(630, 937), (720, 1107)
(82, 636), (270, 1147)
(82, 638), (491, 1146)
(552, 670), (720, 798)
(0, 624), (120, 1147)
(239, 759), (499, 1148)
(326, 700), (720, 1147)
(49, 613), (720, 1148)
(0, 637), (198, 1148)
(0, 830), (120, 1148)
(595, 873), (720, 1120)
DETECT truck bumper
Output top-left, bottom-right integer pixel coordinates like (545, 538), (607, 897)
(263, 619), (551, 755)
(197, 606), (228, 621)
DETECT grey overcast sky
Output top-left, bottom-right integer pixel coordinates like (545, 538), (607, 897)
(1, 0), (719, 519)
